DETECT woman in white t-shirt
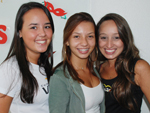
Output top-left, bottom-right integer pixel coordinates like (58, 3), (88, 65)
(0, 2), (54, 113)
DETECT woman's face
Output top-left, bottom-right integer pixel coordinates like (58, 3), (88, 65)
(66, 21), (95, 61)
(19, 8), (53, 59)
(98, 20), (124, 61)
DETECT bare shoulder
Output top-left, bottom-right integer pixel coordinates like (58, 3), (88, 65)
(134, 60), (150, 103)
(135, 59), (150, 73)
(134, 59), (150, 85)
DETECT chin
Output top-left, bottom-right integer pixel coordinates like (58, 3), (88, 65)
(106, 56), (117, 60)
(38, 49), (47, 53)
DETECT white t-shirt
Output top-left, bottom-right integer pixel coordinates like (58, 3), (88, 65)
(0, 56), (49, 113)
(80, 82), (104, 113)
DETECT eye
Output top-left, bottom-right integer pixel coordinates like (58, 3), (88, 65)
(45, 25), (51, 29)
(74, 35), (79, 38)
(30, 26), (37, 29)
(113, 36), (120, 40)
(100, 36), (107, 40)
(88, 35), (94, 38)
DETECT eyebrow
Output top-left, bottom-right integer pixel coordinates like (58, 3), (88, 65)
(72, 32), (94, 35)
(45, 22), (51, 25)
(88, 32), (95, 35)
(99, 33), (105, 35)
(28, 22), (51, 26)
(99, 33), (119, 35)
(72, 32), (80, 35)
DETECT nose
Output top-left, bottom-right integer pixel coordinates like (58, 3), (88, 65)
(39, 27), (46, 37)
(107, 38), (113, 48)
(81, 37), (88, 46)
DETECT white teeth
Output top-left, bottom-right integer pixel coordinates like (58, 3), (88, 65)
(106, 49), (115, 52)
(36, 41), (46, 44)
(78, 49), (89, 51)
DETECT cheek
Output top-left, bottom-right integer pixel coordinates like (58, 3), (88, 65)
(46, 30), (53, 39)
(117, 41), (124, 48)
(69, 39), (80, 47)
(120, 45), (124, 52)
(88, 38), (96, 45)
(89, 40), (96, 47)
(22, 31), (37, 40)
(98, 40), (105, 48)
(22, 34), (33, 43)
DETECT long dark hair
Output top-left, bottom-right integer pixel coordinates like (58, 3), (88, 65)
(54, 12), (97, 83)
(4, 2), (54, 103)
(96, 13), (140, 111)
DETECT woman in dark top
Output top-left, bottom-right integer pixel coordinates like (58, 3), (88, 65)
(96, 13), (150, 113)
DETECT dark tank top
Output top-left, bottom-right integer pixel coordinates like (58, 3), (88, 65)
(101, 59), (143, 113)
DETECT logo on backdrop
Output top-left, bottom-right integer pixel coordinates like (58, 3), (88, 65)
(0, 25), (7, 44)
(43, 1), (67, 19)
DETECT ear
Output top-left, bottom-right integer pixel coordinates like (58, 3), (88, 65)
(19, 30), (22, 38)
(66, 41), (69, 46)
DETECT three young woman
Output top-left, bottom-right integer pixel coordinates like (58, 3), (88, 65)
(49, 12), (105, 113)
(0, 2), (54, 113)
(1, 2), (150, 113)
(96, 13), (150, 113)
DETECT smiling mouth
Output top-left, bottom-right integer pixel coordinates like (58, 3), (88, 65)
(105, 49), (115, 52)
(78, 48), (89, 52)
(36, 40), (46, 44)
(77, 48), (89, 54)
(104, 49), (116, 55)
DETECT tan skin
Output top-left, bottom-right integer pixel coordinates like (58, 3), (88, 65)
(73, 58), (100, 87)
(0, 94), (12, 113)
(0, 8), (53, 113)
(67, 21), (100, 87)
(134, 60), (150, 103)
(99, 20), (150, 104)
(100, 60), (117, 80)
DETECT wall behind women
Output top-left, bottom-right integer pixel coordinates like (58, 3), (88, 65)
(0, 0), (149, 112)
(90, 0), (150, 113)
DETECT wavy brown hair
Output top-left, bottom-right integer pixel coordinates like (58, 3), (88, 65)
(54, 12), (97, 83)
(96, 13), (140, 112)
(4, 2), (54, 103)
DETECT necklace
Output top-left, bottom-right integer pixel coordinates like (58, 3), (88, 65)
(75, 66), (84, 70)
(73, 64), (85, 70)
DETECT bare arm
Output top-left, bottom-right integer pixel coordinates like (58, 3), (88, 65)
(134, 60), (150, 104)
(0, 93), (13, 113)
